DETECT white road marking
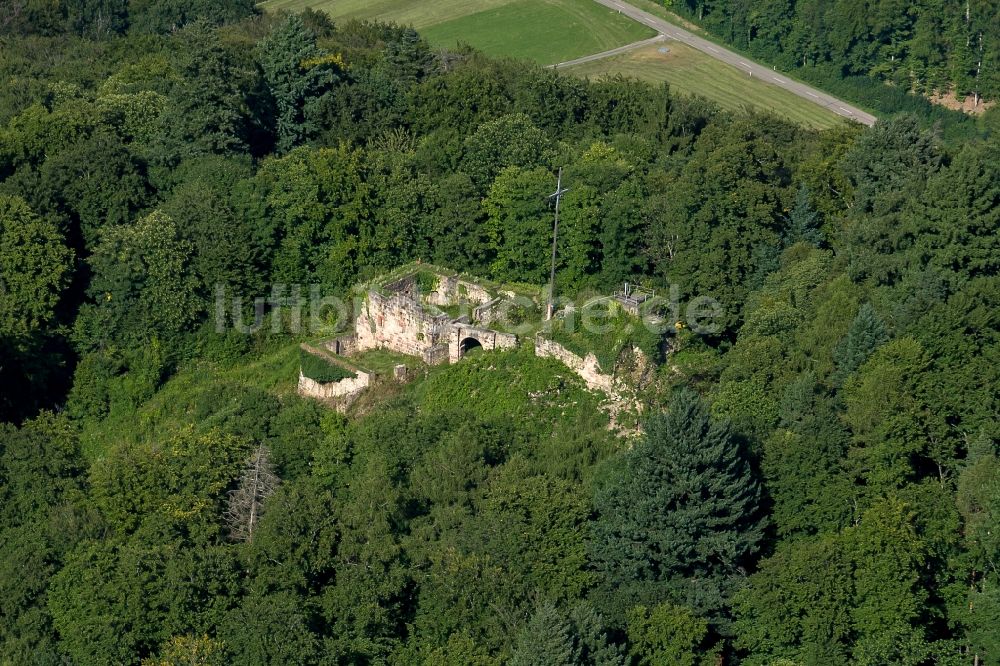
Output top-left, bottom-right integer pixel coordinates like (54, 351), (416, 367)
(806, 92), (819, 98)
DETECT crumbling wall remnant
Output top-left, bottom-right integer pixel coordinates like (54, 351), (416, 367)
(297, 369), (370, 412)
(534, 335), (615, 395)
(449, 326), (518, 363)
(354, 289), (448, 358)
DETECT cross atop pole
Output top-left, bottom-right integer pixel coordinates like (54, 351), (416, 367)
(546, 167), (569, 321)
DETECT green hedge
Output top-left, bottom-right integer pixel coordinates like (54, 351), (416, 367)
(299, 349), (356, 383)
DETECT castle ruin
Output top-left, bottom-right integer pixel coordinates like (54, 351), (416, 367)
(347, 267), (519, 364)
(298, 264), (657, 418)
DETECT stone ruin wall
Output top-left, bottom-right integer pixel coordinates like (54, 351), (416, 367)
(426, 275), (493, 308)
(296, 340), (371, 411)
(448, 326), (518, 363)
(298, 369), (371, 401)
(472, 297), (507, 327)
(324, 334), (357, 356)
(423, 344), (450, 365)
(354, 270), (516, 364)
(354, 289), (448, 359)
(534, 335), (616, 395)
(380, 273), (418, 296)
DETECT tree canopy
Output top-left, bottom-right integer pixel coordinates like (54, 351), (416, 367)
(0, 5), (997, 664)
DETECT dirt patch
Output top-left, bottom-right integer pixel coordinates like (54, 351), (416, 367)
(928, 89), (995, 115)
(629, 42), (684, 64)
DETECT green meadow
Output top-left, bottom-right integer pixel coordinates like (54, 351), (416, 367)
(259, 0), (655, 64)
(565, 41), (845, 129)
(260, 0), (842, 127)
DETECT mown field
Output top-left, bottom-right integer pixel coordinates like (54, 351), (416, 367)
(259, 0), (656, 64)
(260, 0), (844, 128)
(565, 42), (845, 129)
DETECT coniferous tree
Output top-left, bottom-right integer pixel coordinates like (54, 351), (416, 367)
(510, 600), (626, 666)
(383, 26), (435, 85)
(590, 389), (764, 626)
(786, 185), (823, 247)
(510, 601), (576, 666)
(257, 14), (342, 154)
(568, 603), (627, 666)
(832, 303), (889, 384)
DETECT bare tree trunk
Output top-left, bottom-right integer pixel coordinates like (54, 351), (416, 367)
(225, 445), (280, 543)
(974, 31), (983, 107)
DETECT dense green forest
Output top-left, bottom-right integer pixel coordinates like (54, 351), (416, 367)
(1, 1), (999, 664)
(669, 0), (1000, 109)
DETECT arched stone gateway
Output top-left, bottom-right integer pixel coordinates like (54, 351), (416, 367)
(459, 337), (483, 356)
(448, 325), (518, 363)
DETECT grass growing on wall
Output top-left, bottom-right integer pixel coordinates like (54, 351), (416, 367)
(299, 348), (356, 383)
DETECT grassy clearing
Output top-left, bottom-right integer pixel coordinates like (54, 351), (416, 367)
(418, 0), (654, 64)
(258, 0), (513, 29)
(260, 0), (655, 64)
(350, 349), (424, 375)
(565, 42), (844, 129)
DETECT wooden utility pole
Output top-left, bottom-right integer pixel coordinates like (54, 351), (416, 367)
(546, 168), (569, 321)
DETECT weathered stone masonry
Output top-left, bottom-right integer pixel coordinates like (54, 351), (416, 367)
(296, 343), (371, 412)
(352, 269), (518, 365)
(298, 369), (370, 401)
(534, 334), (616, 395)
(354, 288), (451, 363)
(298, 265), (651, 412)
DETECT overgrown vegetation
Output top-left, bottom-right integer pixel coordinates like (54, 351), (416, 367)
(298, 348), (356, 383)
(1, 2), (999, 665)
(549, 299), (663, 371)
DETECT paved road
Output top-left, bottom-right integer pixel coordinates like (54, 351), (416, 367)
(593, 0), (877, 126)
(551, 34), (667, 69)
